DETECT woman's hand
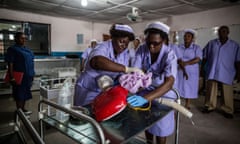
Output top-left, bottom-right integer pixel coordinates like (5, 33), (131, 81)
(127, 95), (148, 107)
(178, 59), (188, 80)
(178, 59), (186, 68)
(125, 66), (144, 74)
(10, 78), (16, 85)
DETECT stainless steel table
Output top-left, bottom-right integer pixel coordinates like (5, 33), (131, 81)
(39, 100), (172, 144)
(94, 102), (172, 143)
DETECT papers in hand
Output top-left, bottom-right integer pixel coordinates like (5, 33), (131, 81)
(4, 71), (24, 85)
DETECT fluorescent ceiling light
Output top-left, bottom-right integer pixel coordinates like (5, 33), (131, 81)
(9, 34), (14, 40)
(81, 0), (88, 7)
(0, 34), (3, 40)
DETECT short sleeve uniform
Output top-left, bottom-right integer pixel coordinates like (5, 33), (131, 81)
(74, 40), (129, 106)
(174, 43), (202, 98)
(5, 45), (35, 101)
(203, 39), (240, 85)
(133, 43), (178, 137)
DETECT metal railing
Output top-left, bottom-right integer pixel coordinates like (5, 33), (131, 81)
(172, 88), (181, 144)
(15, 109), (45, 144)
(38, 99), (108, 144)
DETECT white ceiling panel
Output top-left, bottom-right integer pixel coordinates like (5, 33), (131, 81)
(135, 0), (182, 10)
(0, 0), (239, 23)
(161, 5), (203, 15)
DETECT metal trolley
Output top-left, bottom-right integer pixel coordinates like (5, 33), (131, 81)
(38, 99), (108, 144)
(37, 87), (191, 144)
(39, 76), (110, 143)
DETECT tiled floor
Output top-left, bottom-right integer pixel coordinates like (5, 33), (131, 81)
(0, 90), (240, 144)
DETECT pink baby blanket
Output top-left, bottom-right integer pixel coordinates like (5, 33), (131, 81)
(119, 72), (152, 94)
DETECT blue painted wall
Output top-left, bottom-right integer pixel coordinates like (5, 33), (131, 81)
(51, 51), (83, 57)
(1, 51), (83, 61)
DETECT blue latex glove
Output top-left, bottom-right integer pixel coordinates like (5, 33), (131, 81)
(127, 95), (148, 107)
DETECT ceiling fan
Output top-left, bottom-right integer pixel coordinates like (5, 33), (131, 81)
(126, 7), (142, 22)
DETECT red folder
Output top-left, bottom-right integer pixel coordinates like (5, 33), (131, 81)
(4, 71), (24, 85)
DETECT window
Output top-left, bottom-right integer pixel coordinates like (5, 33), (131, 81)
(0, 19), (51, 57)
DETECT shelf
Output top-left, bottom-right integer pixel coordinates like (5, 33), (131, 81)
(42, 115), (100, 144)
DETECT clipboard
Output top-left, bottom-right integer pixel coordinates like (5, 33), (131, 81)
(4, 71), (24, 85)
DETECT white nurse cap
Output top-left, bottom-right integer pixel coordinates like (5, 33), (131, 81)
(145, 22), (170, 34)
(184, 29), (197, 37)
(115, 24), (134, 34)
(135, 37), (141, 41)
(91, 39), (97, 42)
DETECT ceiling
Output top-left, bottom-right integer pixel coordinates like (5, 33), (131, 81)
(0, 0), (240, 24)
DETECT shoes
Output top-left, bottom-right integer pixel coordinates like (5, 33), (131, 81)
(23, 109), (32, 115)
(223, 113), (233, 119)
(201, 107), (214, 113)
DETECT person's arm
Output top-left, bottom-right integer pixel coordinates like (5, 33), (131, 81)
(127, 49), (177, 107)
(181, 57), (201, 67)
(5, 47), (16, 83)
(179, 57), (200, 79)
(90, 56), (143, 74)
(177, 59), (188, 80)
(81, 48), (91, 71)
(7, 63), (16, 84)
(200, 58), (207, 78)
(144, 49), (177, 100)
(90, 56), (126, 72)
(8, 63), (14, 79)
(200, 42), (209, 78)
(144, 76), (175, 101)
(235, 61), (240, 82)
(235, 43), (240, 82)
(80, 58), (85, 71)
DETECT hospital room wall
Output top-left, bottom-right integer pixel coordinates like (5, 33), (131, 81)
(170, 5), (240, 31)
(0, 8), (111, 52)
(131, 5), (240, 38)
